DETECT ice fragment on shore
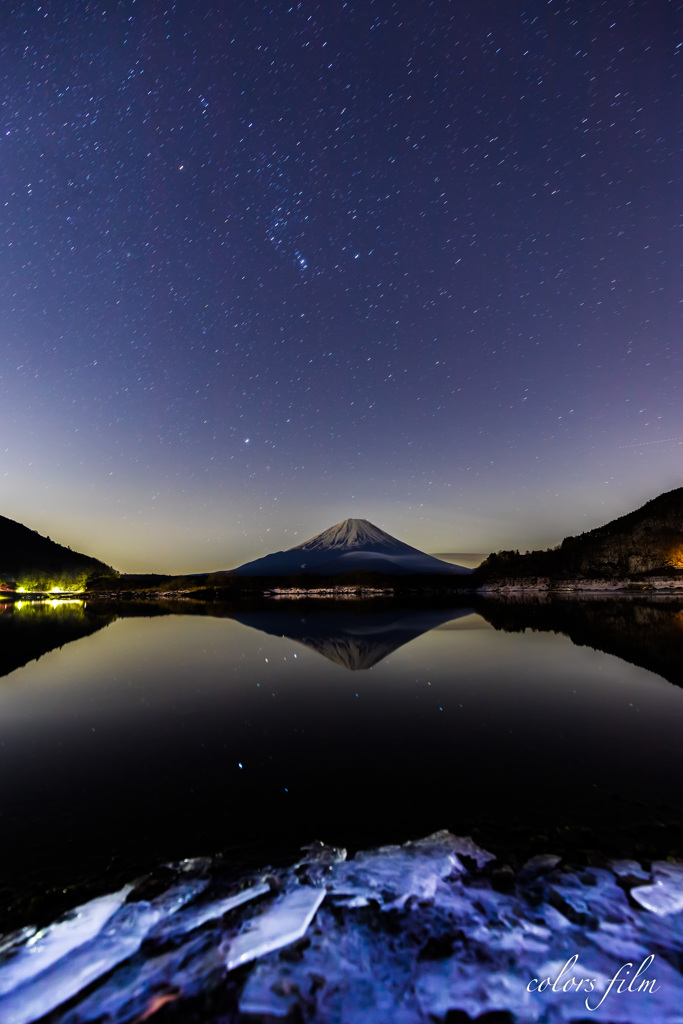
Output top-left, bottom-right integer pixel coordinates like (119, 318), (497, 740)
(610, 859), (649, 880)
(334, 895), (371, 908)
(298, 840), (347, 866)
(324, 831), (486, 909)
(541, 904), (574, 930)
(415, 960), (536, 1022)
(165, 855), (212, 874)
(0, 929), (38, 961)
(239, 963), (304, 1018)
(632, 862), (683, 916)
(588, 928), (651, 961)
(0, 881), (204, 1024)
(239, 911), (422, 1022)
(0, 885), (133, 997)
(652, 861), (683, 884)
(631, 879), (683, 916)
(428, 832), (495, 869)
(224, 886), (325, 972)
(149, 881), (271, 941)
(58, 931), (223, 1024)
(0, 903), (160, 1024)
(518, 853), (561, 881)
(10, 831), (683, 1024)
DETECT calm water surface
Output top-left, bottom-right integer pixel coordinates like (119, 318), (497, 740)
(1, 600), (682, 909)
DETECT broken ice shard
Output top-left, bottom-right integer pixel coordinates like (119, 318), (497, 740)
(224, 886), (325, 971)
(56, 931), (223, 1024)
(325, 830), (484, 909)
(631, 879), (683, 916)
(0, 885), (133, 997)
(4, 835), (683, 1024)
(629, 861), (683, 916)
(610, 859), (650, 881)
(0, 881), (204, 1024)
(149, 880), (271, 941)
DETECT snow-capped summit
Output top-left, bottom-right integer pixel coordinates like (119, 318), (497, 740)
(297, 518), (421, 554)
(230, 518), (471, 577)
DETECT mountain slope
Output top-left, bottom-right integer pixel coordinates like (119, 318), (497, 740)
(231, 518), (471, 576)
(476, 487), (683, 581)
(0, 515), (116, 590)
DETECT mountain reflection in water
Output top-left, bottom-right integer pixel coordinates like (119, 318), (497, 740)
(228, 594), (683, 684)
(0, 601), (114, 681)
(230, 606), (475, 670)
(2, 594), (683, 937)
(476, 593), (683, 689)
(9, 591), (678, 684)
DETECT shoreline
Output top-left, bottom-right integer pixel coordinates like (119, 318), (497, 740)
(5, 573), (683, 603)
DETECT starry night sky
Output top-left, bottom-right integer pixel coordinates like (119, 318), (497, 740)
(1, 0), (680, 572)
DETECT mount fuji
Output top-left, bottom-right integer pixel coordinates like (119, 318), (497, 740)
(230, 519), (472, 577)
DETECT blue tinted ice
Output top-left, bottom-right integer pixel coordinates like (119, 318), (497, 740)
(2, 834), (683, 1023)
(0, 886), (133, 997)
(0, 880), (205, 1024)
(323, 830), (487, 909)
(148, 880), (270, 941)
(224, 885), (325, 971)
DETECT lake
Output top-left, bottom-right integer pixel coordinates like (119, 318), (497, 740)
(1, 595), (683, 1021)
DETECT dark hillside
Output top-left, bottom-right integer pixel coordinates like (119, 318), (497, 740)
(0, 514), (116, 590)
(475, 488), (683, 582)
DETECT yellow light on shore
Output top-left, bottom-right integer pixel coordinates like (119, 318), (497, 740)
(14, 598), (85, 610)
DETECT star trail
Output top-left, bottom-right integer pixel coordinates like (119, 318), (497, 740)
(0, 0), (680, 571)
